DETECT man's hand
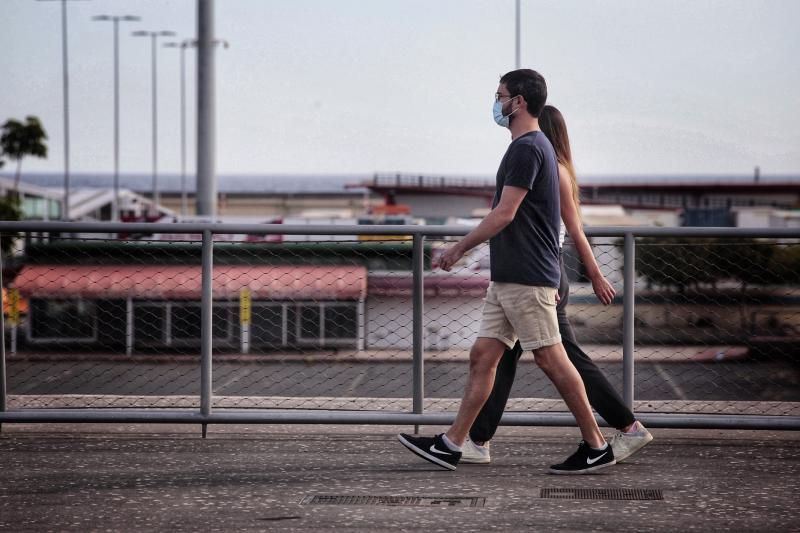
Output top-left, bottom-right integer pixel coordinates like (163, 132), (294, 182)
(436, 244), (465, 271)
(590, 273), (616, 305)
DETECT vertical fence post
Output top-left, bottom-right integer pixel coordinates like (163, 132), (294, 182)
(356, 298), (366, 352)
(239, 288), (250, 354)
(200, 229), (214, 437)
(622, 232), (636, 411)
(125, 297), (133, 356)
(9, 288), (16, 355)
(0, 249), (7, 426)
(412, 233), (425, 433)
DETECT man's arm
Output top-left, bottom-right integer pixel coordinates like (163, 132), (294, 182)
(437, 185), (528, 271)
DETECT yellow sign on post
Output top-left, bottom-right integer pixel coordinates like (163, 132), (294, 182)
(8, 288), (20, 326)
(240, 288), (251, 324)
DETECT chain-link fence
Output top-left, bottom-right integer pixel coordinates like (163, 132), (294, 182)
(1, 221), (798, 428)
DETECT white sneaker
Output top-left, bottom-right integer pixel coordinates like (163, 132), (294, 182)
(460, 437), (491, 464)
(609, 421), (653, 463)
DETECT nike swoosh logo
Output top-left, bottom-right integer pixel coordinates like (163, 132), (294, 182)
(586, 451), (608, 465)
(430, 444), (452, 456)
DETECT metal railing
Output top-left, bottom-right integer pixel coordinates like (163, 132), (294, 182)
(1, 221), (798, 431)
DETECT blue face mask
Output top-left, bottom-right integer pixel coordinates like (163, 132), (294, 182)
(493, 98), (518, 128)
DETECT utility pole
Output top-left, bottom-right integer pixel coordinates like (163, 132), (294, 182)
(196, 0), (216, 217)
(132, 29), (176, 215)
(37, 0), (90, 219)
(93, 14), (141, 221)
(515, 0), (521, 69)
(164, 39), (196, 217)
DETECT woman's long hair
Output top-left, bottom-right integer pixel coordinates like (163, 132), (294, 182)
(539, 105), (580, 211)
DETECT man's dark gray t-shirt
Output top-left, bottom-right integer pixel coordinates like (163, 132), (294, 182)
(489, 130), (561, 288)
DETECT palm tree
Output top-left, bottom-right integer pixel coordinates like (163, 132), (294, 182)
(0, 116), (48, 191)
(0, 195), (21, 254)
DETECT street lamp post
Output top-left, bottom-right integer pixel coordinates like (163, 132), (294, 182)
(164, 39), (196, 218)
(132, 29), (176, 216)
(37, 0), (90, 220)
(93, 15), (140, 222)
(515, 0), (521, 69)
(164, 38), (227, 218)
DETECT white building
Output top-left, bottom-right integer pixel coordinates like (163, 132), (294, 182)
(0, 176), (172, 223)
(733, 206), (800, 229)
(0, 176), (63, 220)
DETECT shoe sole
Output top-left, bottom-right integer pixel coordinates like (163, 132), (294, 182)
(397, 434), (457, 471)
(460, 456), (491, 464)
(613, 433), (654, 463)
(548, 459), (617, 475)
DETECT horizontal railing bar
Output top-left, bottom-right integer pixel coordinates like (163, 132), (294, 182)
(586, 226), (800, 238)
(1, 409), (797, 430)
(0, 221), (799, 239)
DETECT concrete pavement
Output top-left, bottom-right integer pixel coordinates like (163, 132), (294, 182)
(1, 422), (798, 532)
(3, 344), (757, 363)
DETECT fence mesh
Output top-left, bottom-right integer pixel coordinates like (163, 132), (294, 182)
(3, 231), (799, 419)
(621, 237), (800, 416)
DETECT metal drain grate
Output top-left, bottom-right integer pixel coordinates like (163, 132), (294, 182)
(301, 495), (486, 507)
(540, 488), (663, 501)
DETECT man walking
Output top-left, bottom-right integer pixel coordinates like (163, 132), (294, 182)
(397, 69), (615, 474)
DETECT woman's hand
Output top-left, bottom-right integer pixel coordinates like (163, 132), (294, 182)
(590, 273), (616, 305)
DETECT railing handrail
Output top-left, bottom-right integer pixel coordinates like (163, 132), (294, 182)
(1, 220), (799, 239)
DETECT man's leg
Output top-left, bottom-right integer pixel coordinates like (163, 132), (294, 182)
(445, 337), (507, 447)
(563, 338), (635, 430)
(468, 341), (523, 443)
(532, 342), (605, 449)
(397, 283), (520, 470)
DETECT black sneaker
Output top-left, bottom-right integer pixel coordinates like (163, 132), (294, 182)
(549, 441), (616, 475)
(397, 433), (461, 471)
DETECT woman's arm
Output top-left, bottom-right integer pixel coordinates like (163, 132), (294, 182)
(558, 165), (616, 305)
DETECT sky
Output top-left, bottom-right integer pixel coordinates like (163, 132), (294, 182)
(1, 0), (799, 180)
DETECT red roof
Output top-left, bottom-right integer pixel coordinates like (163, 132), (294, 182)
(368, 274), (489, 297)
(14, 265), (367, 300)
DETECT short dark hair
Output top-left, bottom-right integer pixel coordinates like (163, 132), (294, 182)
(499, 69), (547, 117)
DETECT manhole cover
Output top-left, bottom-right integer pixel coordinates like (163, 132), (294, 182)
(540, 488), (663, 500)
(301, 495), (485, 507)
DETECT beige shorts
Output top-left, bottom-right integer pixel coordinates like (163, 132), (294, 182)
(477, 282), (561, 351)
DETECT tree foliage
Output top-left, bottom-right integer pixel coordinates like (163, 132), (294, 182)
(0, 116), (48, 189)
(634, 237), (799, 290)
(0, 194), (21, 256)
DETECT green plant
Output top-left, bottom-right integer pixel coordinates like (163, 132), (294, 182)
(1, 116), (48, 190)
(0, 194), (21, 255)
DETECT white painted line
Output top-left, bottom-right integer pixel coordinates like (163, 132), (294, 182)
(654, 363), (688, 400)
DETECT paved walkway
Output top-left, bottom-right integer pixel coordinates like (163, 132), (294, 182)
(1, 422), (798, 532)
(5, 344), (753, 363)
